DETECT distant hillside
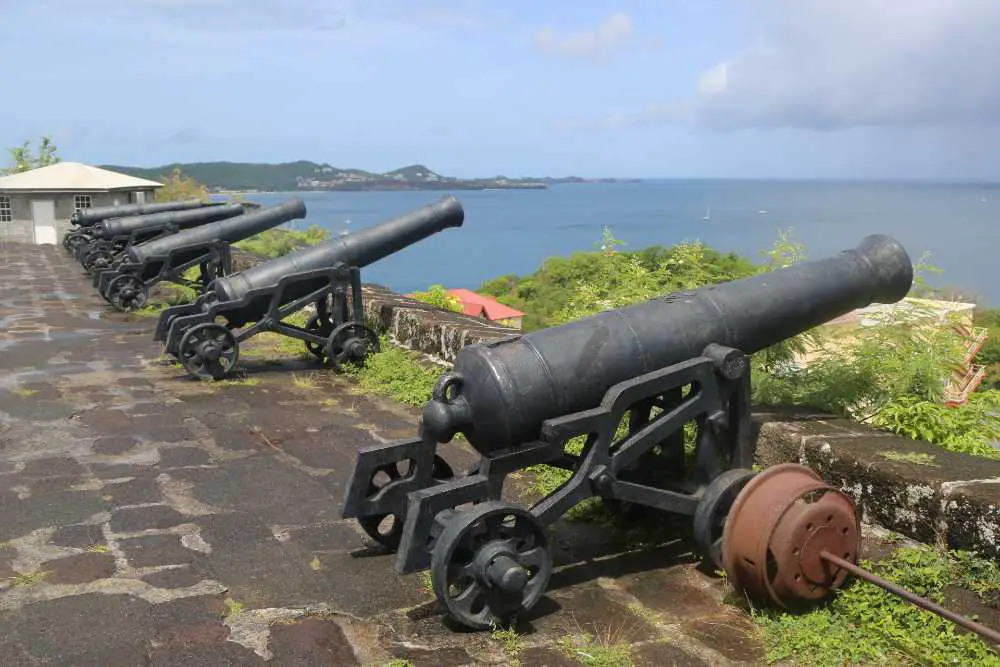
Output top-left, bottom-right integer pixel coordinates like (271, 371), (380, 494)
(100, 160), (607, 192)
(99, 160), (332, 192)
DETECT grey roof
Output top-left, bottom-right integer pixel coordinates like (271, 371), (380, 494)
(0, 162), (162, 192)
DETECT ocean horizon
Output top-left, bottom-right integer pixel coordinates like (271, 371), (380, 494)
(214, 179), (999, 308)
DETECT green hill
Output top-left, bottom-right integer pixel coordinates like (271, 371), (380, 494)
(99, 160), (339, 192)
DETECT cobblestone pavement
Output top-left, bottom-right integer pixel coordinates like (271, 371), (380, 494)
(0, 245), (771, 666)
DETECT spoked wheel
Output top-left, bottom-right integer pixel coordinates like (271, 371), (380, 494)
(692, 468), (756, 570)
(430, 502), (553, 630)
(326, 322), (380, 372)
(357, 455), (455, 549)
(303, 313), (334, 359)
(83, 248), (112, 275)
(105, 274), (149, 312)
(65, 234), (86, 253)
(721, 463), (860, 609)
(177, 323), (240, 381)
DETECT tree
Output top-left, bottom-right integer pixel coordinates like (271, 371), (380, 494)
(154, 167), (209, 202)
(4, 136), (61, 174)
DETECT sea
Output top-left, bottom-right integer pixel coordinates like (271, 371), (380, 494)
(214, 180), (1000, 307)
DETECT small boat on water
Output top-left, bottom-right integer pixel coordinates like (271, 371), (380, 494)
(702, 208), (711, 220)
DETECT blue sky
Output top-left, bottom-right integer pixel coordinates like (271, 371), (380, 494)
(4, 0), (1000, 179)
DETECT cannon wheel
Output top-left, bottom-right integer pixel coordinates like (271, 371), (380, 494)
(303, 313), (334, 359)
(691, 468), (755, 570)
(430, 502), (553, 630)
(105, 275), (149, 312)
(177, 323), (240, 381)
(357, 455), (455, 549)
(82, 247), (110, 274)
(326, 322), (380, 372)
(65, 234), (86, 253)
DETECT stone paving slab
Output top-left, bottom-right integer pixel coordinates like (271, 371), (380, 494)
(0, 245), (767, 666)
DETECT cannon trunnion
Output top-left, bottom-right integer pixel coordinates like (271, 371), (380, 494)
(94, 198), (305, 312)
(154, 195), (465, 380)
(341, 235), (916, 630)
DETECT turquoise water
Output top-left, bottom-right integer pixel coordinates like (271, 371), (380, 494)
(217, 180), (1000, 306)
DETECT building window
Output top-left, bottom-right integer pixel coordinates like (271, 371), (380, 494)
(0, 196), (11, 223)
(73, 194), (92, 211)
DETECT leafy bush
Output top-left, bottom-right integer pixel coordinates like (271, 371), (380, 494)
(869, 391), (1000, 458)
(408, 284), (464, 313)
(234, 225), (330, 258)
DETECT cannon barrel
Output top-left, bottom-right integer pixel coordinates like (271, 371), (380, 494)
(126, 197), (306, 265)
(422, 234), (914, 454)
(71, 199), (215, 226)
(211, 195), (465, 303)
(93, 203), (250, 240)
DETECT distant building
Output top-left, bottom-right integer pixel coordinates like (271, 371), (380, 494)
(0, 162), (163, 245)
(446, 288), (526, 329)
(792, 297), (988, 406)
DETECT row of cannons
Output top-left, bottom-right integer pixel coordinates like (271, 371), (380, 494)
(63, 195), (465, 380)
(63, 202), (1000, 645)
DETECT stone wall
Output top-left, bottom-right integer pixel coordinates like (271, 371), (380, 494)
(361, 283), (516, 362)
(754, 407), (1000, 561)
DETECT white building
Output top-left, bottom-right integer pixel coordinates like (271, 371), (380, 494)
(0, 162), (162, 245)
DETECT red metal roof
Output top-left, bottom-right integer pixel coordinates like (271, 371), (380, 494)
(446, 288), (525, 321)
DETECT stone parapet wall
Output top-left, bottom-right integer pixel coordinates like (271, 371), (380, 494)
(361, 283), (516, 361)
(753, 407), (1000, 561)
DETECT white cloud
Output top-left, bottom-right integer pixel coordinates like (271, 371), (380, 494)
(533, 12), (635, 62)
(696, 0), (1000, 130)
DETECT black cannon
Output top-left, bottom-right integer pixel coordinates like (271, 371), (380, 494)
(63, 199), (219, 252)
(154, 195), (465, 380)
(77, 202), (256, 275)
(340, 234), (915, 630)
(95, 198), (306, 312)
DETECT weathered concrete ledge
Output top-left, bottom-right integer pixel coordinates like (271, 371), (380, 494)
(754, 406), (1000, 561)
(361, 283), (517, 362)
(357, 286), (1000, 561)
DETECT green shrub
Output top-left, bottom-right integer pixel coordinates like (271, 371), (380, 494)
(408, 284), (464, 313)
(235, 225), (329, 258)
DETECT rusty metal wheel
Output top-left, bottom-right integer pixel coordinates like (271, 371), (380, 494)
(721, 463), (859, 609)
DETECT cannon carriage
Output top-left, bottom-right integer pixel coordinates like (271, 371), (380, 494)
(63, 199), (221, 254)
(94, 198), (305, 312)
(340, 235), (920, 630)
(74, 202), (258, 275)
(154, 196), (465, 380)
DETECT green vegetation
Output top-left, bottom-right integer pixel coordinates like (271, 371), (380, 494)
(342, 338), (442, 407)
(558, 633), (635, 667)
(407, 284), (464, 313)
(753, 545), (1000, 666)
(3, 135), (60, 174)
(101, 160), (336, 192)
(153, 166), (209, 202)
(233, 225), (330, 258)
(490, 625), (524, 666)
(975, 307), (1000, 390)
(478, 226), (760, 331)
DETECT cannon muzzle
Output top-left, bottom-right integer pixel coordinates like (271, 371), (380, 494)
(211, 195), (464, 303)
(126, 197), (306, 265)
(71, 199), (215, 227)
(421, 234), (913, 453)
(93, 202), (250, 240)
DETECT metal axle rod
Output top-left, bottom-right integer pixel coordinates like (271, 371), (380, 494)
(821, 550), (1000, 647)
